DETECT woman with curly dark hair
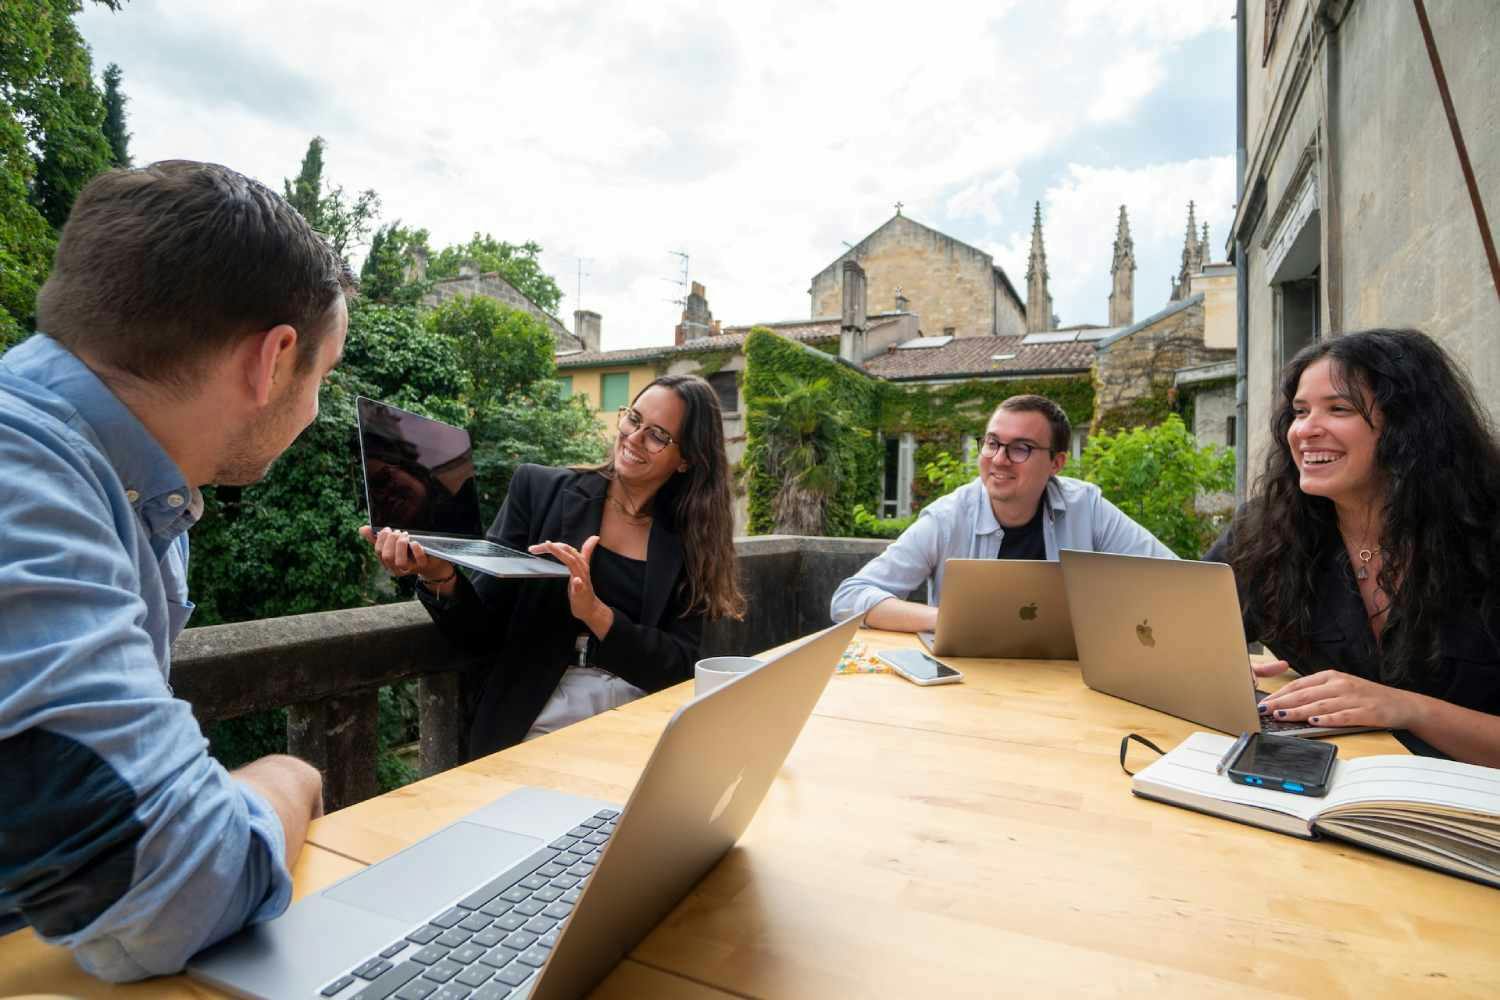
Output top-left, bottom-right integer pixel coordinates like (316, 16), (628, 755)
(363, 374), (746, 758)
(1206, 328), (1500, 765)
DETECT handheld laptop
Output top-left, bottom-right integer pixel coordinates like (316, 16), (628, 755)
(918, 559), (1077, 659)
(188, 614), (864, 999)
(356, 396), (568, 580)
(1059, 549), (1369, 738)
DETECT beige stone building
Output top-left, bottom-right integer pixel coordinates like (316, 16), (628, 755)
(1227, 0), (1500, 493)
(808, 212), (1027, 339)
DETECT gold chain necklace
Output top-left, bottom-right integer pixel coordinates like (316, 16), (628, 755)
(1354, 545), (1381, 581)
(606, 489), (653, 523)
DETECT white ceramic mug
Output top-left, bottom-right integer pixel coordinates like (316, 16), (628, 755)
(694, 655), (765, 697)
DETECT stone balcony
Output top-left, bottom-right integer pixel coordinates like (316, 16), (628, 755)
(171, 536), (889, 810)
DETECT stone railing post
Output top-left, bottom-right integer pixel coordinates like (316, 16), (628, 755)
(288, 691), (380, 812)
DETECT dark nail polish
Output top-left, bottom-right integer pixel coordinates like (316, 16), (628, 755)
(1275, 709), (1287, 718)
(1310, 717), (1319, 724)
(1257, 703), (1269, 714)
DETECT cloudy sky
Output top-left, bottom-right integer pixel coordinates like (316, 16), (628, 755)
(79, 0), (1238, 350)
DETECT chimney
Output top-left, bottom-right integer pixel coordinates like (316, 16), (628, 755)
(573, 310), (601, 352)
(895, 287), (909, 312)
(839, 259), (868, 362)
(674, 282), (716, 345)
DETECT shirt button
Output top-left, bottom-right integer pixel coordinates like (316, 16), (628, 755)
(125, 489), (140, 503)
(166, 493), (185, 508)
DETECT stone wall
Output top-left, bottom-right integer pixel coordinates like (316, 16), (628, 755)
(1092, 297), (1235, 432)
(1235, 0), (1500, 479)
(1192, 383), (1237, 448)
(423, 272), (578, 349)
(810, 216), (999, 339)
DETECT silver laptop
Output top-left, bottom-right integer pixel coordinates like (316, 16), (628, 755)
(1059, 549), (1364, 738)
(356, 396), (569, 579)
(917, 559), (1077, 659)
(188, 614), (864, 999)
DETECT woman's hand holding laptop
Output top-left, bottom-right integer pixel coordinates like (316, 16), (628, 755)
(360, 525), (459, 597)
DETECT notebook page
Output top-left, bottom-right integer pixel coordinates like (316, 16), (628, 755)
(1321, 755), (1500, 817)
(1132, 732), (1323, 833)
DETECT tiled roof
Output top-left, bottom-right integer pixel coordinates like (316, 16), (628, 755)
(556, 317), (852, 369)
(863, 335), (1094, 380)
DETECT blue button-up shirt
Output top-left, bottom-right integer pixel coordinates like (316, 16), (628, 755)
(830, 475), (1177, 621)
(0, 335), (291, 981)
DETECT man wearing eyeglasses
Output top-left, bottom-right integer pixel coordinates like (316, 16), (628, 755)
(831, 394), (1175, 632)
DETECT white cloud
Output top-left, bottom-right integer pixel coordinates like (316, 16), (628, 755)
(77, 0), (1233, 350)
(993, 156), (1237, 327)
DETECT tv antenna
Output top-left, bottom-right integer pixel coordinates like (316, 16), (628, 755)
(664, 250), (689, 306)
(574, 256), (591, 310)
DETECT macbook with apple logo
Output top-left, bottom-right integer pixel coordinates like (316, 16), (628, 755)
(189, 614), (864, 1000)
(917, 558), (1077, 659)
(1058, 549), (1367, 739)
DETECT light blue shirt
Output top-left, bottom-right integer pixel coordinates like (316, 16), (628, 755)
(830, 475), (1177, 620)
(0, 335), (291, 982)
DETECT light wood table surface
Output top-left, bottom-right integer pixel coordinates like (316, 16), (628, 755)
(5, 629), (1497, 998)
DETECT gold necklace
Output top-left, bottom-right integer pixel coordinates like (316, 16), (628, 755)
(607, 489), (653, 522)
(1354, 545), (1381, 581)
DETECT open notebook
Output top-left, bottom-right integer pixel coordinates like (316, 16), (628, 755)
(1132, 732), (1500, 889)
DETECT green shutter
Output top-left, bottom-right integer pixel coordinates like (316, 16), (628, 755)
(601, 372), (629, 411)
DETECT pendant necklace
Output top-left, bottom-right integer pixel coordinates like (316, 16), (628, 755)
(1355, 546), (1380, 581)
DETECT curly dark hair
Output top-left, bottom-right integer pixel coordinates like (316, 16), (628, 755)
(1231, 328), (1500, 686)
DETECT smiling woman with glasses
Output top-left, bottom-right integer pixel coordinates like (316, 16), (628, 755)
(367, 374), (745, 757)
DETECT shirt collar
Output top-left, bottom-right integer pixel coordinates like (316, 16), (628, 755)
(970, 476), (1068, 537)
(5, 335), (199, 537)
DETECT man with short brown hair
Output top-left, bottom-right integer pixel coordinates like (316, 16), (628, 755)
(831, 394), (1175, 632)
(0, 160), (351, 981)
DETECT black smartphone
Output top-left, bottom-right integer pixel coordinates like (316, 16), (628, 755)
(1226, 732), (1337, 797)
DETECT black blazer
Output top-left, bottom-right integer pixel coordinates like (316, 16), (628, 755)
(419, 464), (704, 757)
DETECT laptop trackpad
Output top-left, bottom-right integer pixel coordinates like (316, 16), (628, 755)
(325, 822), (543, 925)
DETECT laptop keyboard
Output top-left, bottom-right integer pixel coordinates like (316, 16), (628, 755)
(319, 810), (619, 1000)
(1254, 691), (1312, 734)
(413, 537), (537, 561)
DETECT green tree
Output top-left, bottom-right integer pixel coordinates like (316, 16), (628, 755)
(1066, 414), (1235, 558)
(470, 382), (607, 519)
(360, 221), (433, 306)
(100, 61), (130, 167)
(0, 0), (120, 342)
(428, 234), (563, 314)
(282, 136), (380, 260)
(424, 295), (557, 409)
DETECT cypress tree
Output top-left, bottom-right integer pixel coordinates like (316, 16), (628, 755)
(101, 62), (131, 167)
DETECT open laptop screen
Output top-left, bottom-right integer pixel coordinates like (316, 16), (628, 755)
(357, 397), (483, 537)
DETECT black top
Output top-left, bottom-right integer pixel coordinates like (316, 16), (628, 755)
(590, 545), (646, 628)
(997, 498), (1047, 561)
(417, 465), (704, 758)
(1205, 522), (1500, 754)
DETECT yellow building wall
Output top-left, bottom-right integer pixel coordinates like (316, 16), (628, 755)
(560, 363), (659, 436)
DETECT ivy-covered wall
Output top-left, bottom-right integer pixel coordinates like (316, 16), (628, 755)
(743, 329), (882, 536)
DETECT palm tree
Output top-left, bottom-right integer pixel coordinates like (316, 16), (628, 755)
(745, 373), (862, 535)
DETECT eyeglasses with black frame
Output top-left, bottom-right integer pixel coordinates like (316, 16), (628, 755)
(617, 406), (677, 453)
(979, 434), (1053, 464)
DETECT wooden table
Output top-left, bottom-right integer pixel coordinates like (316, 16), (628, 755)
(5, 630), (1498, 998)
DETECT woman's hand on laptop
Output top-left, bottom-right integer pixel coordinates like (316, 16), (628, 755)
(360, 525), (459, 596)
(1257, 669), (1421, 729)
(530, 535), (614, 640)
(1251, 659), (1292, 680)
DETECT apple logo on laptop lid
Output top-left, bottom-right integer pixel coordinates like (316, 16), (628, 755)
(710, 769), (744, 825)
(1136, 619), (1156, 648)
(1019, 602), (1039, 622)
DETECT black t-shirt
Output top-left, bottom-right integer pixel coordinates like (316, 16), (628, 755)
(997, 498), (1047, 560)
(591, 544), (646, 626)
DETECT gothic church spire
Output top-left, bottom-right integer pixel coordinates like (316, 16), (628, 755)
(1025, 202), (1053, 333)
(1109, 205), (1136, 327)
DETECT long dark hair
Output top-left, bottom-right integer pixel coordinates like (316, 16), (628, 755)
(596, 374), (745, 620)
(1232, 328), (1500, 684)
